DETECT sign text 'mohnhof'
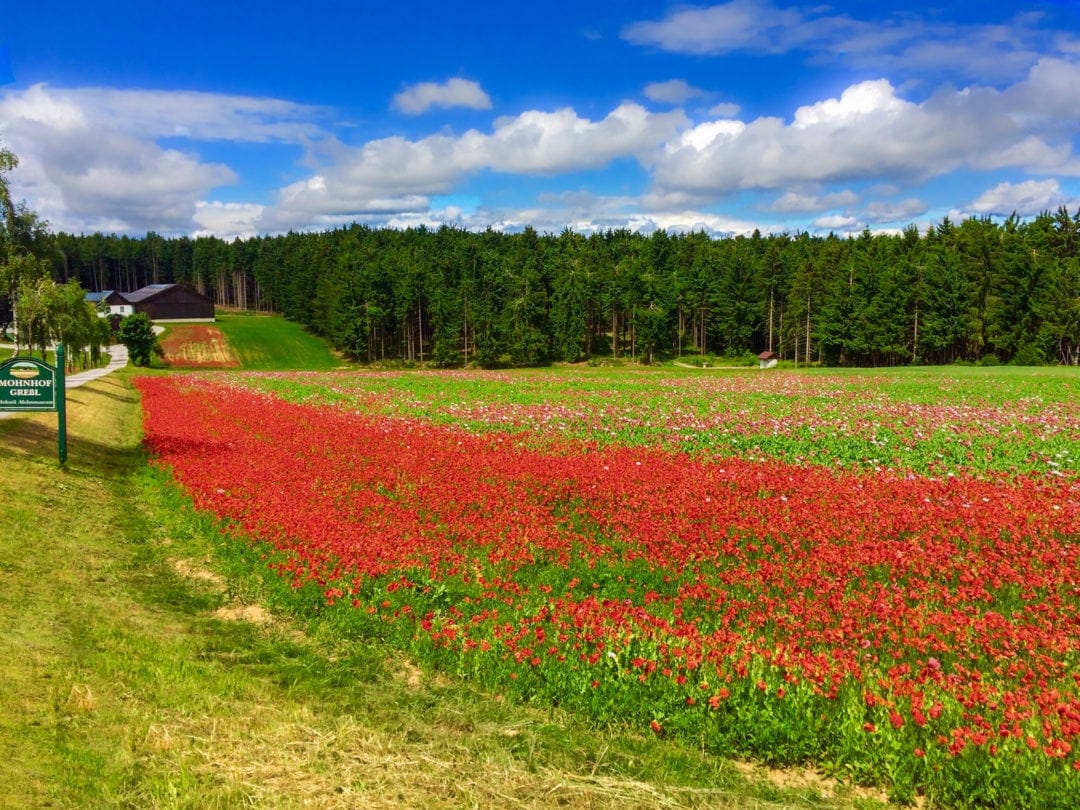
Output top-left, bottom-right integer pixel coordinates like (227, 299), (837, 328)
(0, 358), (58, 411)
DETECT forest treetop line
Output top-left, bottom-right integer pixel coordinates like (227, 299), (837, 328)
(23, 209), (1076, 369)
(4, 125), (1079, 369)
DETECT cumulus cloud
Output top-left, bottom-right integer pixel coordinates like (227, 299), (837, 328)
(1002, 57), (1080, 142)
(282, 185), (771, 239)
(486, 103), (686, 172)
(263, 103), (687, 228)
(5, 39), (1080, 239)
(2, 122), (236, 233)
(791, 80), (907, 129)
(0, 79), (694, 235)
(627, 209), (765, 236)
(193, 201), (266, 240)
(768, 188), (925, 227)
(392, 78), (492, 115)
(261, 55), (1080, 233)
(965, 179), (1073, 217)
(50, 133), (235, 229)
(811, 213), (862, 232)
(0, 83), (323, 232)
(652, 65), (1080, 198)
(1, 83), (324, 143)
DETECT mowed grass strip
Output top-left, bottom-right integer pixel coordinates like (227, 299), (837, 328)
(0, 370), (876, 808)
(213, 311), (343, 370)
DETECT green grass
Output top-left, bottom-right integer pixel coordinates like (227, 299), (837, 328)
(1, 347), (58, 364)
(0, 370), (880, 808)
(213, 311), (343, 370)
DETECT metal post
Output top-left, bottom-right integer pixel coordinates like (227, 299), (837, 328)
(56, 343), (67, 465)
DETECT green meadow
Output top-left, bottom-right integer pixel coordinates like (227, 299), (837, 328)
(210, 311), (345, 370)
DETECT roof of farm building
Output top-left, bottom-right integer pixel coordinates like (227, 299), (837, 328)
(120, 284), (177, 303)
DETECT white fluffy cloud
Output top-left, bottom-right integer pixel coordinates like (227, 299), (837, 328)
(263, 103), (688, 229)
(487, 104), (686, 172)
(965, 179), (1073, 217)
(768, 189), (925, 228)
(1, 83), (324, 143)
(3, 41), (1079, 239)
(0, 84), (322, 232)
(1, 122), (236, 233)
(0, 81), (694, 235)
(652, 64), (1080, 198)
(193, 201), (266, 240)
(392, 78), (492, 115)
(811, 213), (861, 232)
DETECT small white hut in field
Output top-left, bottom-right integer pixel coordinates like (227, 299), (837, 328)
(758, 350), (778, 369)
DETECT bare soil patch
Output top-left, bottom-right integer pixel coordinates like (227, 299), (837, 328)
(731, 760), (901, 806)
(171, 558), (227, 592)
(213, 603), (273, 625)
(160, 324), (240, 368)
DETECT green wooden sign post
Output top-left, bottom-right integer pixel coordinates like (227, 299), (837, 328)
(0, 344), (67, 464)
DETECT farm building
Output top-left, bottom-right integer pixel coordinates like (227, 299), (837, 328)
(87, 284), (215, 322)
(86, 290), (134, 318)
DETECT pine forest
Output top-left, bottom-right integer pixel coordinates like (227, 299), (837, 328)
(42, 211), (1080, 367)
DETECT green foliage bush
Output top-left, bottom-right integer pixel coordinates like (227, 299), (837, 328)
(1011, 344), (1044, 366)
(117, 312), (163, 367)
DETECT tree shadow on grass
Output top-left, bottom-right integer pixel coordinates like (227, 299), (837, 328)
(1, 372), (148, 480)
(0, 418), (146, 479)
(66, 375), (141, 405)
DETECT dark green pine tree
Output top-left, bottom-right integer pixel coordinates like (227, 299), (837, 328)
(919, 218), (971, 363)
(550, 228), (589, 362)
(505, 227), (550, 366)
(714, 237), (761, 356)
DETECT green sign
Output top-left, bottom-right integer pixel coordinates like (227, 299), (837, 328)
(0, 356), (58, 411)
(0, 348), (67, 464)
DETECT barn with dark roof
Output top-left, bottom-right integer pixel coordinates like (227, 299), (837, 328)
(101, 284), (215, 322)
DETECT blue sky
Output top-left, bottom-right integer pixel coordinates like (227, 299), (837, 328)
(2, 1), (1080, 239)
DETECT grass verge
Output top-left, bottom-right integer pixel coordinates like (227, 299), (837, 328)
(0, 370), (885, 808)
(212, 311), (343, 370)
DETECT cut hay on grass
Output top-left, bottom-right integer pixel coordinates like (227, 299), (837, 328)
(165, 707), (811, 810)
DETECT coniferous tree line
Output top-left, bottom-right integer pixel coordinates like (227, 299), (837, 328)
(36, 208), (1080, 367)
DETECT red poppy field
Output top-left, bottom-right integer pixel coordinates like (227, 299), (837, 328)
(135, 368), (1079, 806)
